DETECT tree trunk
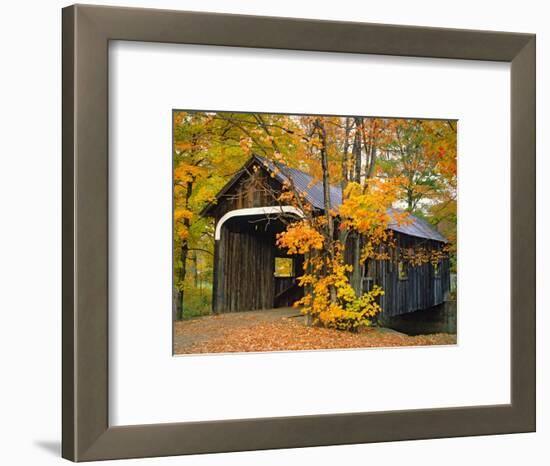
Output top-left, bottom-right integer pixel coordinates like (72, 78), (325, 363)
(192, 251), (198, 287)
(175, 242), (189, 320)
(316, 119), (337, 304)
(350, 118), (363, 296)
(350, 232), (362, 295)
(316, 119), (335, 245)
(174, 181), (193, 320)
(353, 117), (363, 182)
(407, 188), (414, 211)
(341, 117), (352, 195)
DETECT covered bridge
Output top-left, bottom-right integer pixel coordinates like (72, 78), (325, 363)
(201, 154), (450, 318)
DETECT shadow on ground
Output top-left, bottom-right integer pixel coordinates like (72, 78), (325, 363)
(34, 440), (61, 457)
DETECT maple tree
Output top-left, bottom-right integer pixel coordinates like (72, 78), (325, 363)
(274, 117), (408, 330)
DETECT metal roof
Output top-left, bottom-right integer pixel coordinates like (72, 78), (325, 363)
(256, 155), (342, 209)
(386, 209), (448, 243)
(255, 155), (447, 243)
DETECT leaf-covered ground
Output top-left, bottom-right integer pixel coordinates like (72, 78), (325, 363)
(173, 308), (456, 355)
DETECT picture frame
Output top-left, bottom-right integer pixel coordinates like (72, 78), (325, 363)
(62, 4), (535, 462)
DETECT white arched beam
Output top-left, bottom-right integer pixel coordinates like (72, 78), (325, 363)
(214, 206), (304, 240)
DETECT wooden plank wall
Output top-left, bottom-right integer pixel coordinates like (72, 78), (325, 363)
(214, 227), (275, 313)
(376, 232), (451, 317)
(211, 166), (281, 221)
(214, 224), (450, 315)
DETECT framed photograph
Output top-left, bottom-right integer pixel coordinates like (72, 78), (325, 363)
(172, 110), (458, 355)
(62, 4), (536, 462)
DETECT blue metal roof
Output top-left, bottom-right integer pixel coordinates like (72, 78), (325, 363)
(256, 156), (342, 209)
(255, 155), (447, 243)
(387, 209), (448, 243)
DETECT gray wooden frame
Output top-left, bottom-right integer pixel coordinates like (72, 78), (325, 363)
(62, 4), (536, 462)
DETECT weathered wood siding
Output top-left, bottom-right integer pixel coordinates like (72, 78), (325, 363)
(373, 232), (450, 317)
(212, 221), (305, 313)
(210, 165), (282, 221)
(213, 225), (276, 313)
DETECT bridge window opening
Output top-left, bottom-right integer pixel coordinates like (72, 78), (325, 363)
(274, 257), (294, 278)
(398, 261), (408, 280)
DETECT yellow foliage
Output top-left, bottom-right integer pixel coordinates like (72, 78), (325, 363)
(339, 179), (401, 235)
(277, 175), (405, 330)
(174, 163), (207, 184)
(174, 208), (194, 240)
(276, 221), (324, 254)
(293, 245), (384, 331)
(239, 137), (253, 154)
(174, 208), (193, 222)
